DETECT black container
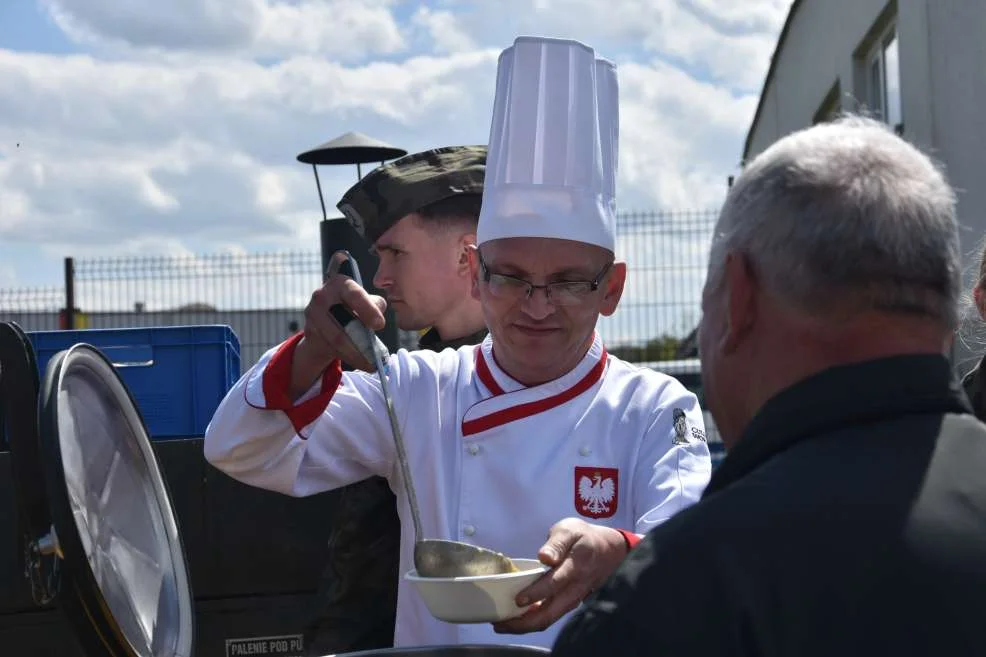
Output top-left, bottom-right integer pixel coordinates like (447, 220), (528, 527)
(0, 322), (540, 657)
(0, 322), (337, 657)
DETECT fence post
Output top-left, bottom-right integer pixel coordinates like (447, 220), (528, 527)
(64, 257), (75, 330)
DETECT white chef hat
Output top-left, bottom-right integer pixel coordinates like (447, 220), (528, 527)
(477, 36), (620, 254)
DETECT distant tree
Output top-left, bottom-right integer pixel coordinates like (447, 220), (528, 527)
(174, 302), (217, 312)
(609, 334), (681, 363)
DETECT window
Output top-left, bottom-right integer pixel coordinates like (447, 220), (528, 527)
(864, 25), (903, 133)
(883, 34), (902, 128)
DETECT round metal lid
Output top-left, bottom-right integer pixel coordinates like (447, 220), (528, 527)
(32, 340), (194, 657)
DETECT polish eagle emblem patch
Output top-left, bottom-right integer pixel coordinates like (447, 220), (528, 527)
(575, 466), (618, 519)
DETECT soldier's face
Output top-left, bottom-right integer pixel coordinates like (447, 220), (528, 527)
(470, 237), (626, 385)
(371, 215), (475, 331)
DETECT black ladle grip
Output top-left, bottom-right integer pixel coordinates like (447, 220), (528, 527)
(327, 253), (358, 328)
(325, 250), (390, 368)
(333, 257), (355, 280)
(329, 303), (357, 329)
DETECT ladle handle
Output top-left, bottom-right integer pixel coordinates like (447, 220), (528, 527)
(325, 250), (425, 543)
(325, 251), (390, 369)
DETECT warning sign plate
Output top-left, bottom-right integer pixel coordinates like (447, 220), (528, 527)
(225, 634), (304, 657)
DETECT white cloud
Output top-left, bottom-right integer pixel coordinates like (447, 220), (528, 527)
(410, 7), (477, 54)
(41, 0), (789, 88)
(683, 0), (792, 32)
(617, 60), (759, 210)
(434, 0), (790, 91)
(42, 0), (406, 60)
(42, 0), (262, 51)
(0, 47), (499, 252)
(254, 169), (290, 213)
(0, 133), (302, 247)
(0, 0), (795, 309)
(256, 0), (405, 60)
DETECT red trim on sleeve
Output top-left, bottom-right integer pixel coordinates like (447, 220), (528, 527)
(261, 332), (343, 436)
(616, 528), (642, 551)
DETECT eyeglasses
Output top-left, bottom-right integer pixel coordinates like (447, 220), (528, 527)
(478, 252), (612, 307)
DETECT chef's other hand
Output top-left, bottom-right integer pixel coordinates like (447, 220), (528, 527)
(289, 258), (387, 398)
(492, 517), (628, 635)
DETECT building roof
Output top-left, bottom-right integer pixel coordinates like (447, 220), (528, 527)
(742, 0), (805, 162)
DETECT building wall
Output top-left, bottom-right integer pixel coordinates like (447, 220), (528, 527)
(925, 2), (986, 358)
(744, 0), (986, 372)
(744, 0), (896, 159)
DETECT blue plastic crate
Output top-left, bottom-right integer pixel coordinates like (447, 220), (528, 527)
(28, 325), (241, 439)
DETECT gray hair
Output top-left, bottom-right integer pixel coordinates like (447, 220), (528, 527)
(709, 114), (961, 328)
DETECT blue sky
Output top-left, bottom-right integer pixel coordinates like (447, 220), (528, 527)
(0, 3), (76, 53)
(0, 0), (792, 309)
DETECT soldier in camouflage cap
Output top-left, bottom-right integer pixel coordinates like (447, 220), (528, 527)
(338, 145), (486, 244)
(336, 144), (488, 349)
(303, 145), (489, 655)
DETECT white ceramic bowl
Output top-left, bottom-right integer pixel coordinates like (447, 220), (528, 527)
(405, 558), (549, 624)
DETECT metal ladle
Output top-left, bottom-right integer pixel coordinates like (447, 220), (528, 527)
(327, 250), (517, 578)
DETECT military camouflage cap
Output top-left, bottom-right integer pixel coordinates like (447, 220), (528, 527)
(336, 145), (486, 244)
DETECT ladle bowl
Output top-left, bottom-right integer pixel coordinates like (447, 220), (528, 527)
(414, 539), (520, 578)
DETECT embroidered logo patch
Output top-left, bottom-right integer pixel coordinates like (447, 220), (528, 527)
(575, 466), (618, 519)
(672, 407), (690, 444)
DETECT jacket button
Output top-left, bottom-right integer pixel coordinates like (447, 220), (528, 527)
(468, 444), (480, 455)
(579, 446), (591, 456)
(463, 525), (476, 536)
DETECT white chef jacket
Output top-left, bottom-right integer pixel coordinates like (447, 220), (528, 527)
(204, 330), (711, 649)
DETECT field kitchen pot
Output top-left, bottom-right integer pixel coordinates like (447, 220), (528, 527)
(0, 321), (547, 657)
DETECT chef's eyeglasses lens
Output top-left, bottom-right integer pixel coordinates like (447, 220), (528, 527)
(477, 252), (612, 306)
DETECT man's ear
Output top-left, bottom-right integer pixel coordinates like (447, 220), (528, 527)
(975, 284), (986, 322)
(467, 244), (481, 300)
(720, 252), (758, 354)
(599, 262), (627, 317)
(458, 232), (477, 275)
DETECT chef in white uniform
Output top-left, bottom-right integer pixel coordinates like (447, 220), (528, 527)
(204, 35), (712, 650)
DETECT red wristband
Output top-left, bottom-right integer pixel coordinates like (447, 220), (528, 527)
(615, 528), (641, 551)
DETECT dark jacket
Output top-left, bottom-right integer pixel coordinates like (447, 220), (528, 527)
(552, 354), (986, 657)
(303, 326), (488, 656)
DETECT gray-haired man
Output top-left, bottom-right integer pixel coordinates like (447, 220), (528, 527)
(553, 115), (986, 656)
